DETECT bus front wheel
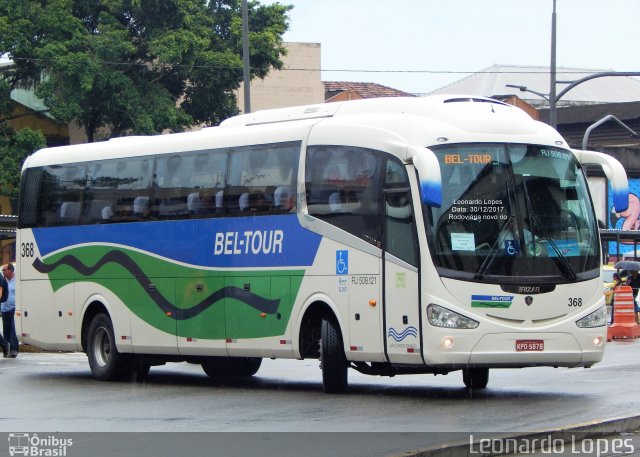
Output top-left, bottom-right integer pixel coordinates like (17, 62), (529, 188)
(320, 317), (348, 393)
(462, 367), (489, 389)
(87, 313), (131, 381)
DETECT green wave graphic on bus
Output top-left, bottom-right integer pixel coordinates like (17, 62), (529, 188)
(34, 246), (304, 339)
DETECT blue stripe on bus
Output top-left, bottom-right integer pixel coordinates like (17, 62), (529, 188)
(33, 214), (322, 268)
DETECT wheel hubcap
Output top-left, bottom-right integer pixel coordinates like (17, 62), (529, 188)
(93, 327), (110, 368)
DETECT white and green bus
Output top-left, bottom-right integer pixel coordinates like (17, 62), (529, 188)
(16, 96), (628, 392)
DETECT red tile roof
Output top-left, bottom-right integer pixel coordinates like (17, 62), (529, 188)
(324, 81), (415, 100)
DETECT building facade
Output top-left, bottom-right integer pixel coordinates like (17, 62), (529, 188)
(235, 42), (325, 112)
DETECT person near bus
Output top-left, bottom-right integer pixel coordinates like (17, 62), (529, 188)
(604, 272), (621, 308)
(1, 264), (18, 357)
(612, 272), (622, 288)
(0, 271), (10, 357)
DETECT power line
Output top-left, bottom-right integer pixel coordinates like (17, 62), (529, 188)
(5, 56), (617, 76)
(286, 68), (599, 75)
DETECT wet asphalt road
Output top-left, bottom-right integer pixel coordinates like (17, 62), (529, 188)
(2, 340), (639, 456)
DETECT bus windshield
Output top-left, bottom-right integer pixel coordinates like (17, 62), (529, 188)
(424, 143), (600, 283)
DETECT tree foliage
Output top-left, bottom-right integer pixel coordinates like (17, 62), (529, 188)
(0, 126), (46, 200)
(0, 0), (292, 142)
(0, 81), (46, 200)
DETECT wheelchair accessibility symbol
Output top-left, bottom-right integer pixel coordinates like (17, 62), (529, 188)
(336, 250), (349, 275)
(504, 240), (519, 256)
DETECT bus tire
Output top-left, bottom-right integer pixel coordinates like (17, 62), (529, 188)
(202, 357), (262, 379)
(87, 313), (130, 381)
(320, 317), (348, 393)
(233, 357), (262, 377)
(462, 367), (489, 389)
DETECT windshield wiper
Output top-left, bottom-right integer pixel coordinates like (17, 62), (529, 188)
(520, 177), (577, 280)
(528, 213), (577, 280)
(474, 216), (514, 280)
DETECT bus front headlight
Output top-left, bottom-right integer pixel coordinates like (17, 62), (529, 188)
(427, 304), (479, 329)
(575, 306), (607, 328)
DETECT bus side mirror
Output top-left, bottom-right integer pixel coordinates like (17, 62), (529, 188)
(410, 146), (442, 208)
(572, 149), (629, 213)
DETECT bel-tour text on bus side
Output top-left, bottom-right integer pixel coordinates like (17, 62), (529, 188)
(213, 229), (284, 256)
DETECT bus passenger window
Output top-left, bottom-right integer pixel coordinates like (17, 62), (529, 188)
(36, 164), (86, 226)
(306, 145), (383, 247)
(226, 142), (299, 217)
(184, 149), (229, 218)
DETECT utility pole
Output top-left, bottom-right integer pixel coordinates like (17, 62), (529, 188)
(242, 0), (251, 114)
(549, 0), (557, 128)
(508, 2), (640, 129)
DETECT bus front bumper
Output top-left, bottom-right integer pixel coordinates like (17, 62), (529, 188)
(422, 330), (606, 369)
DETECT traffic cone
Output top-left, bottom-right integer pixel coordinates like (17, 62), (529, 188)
(607, 286), (640, 340)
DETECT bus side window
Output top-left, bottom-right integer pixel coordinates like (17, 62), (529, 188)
(306, 145), (383, 247)
(188, 149), (228, 218)
(82, 157), (154, 224)
(384, 158), (418, 266)
(385, 191), (417, 266)
(226, 142), (299, 217)
(18, 168), (43, 228)
(40, 164), (86, 226)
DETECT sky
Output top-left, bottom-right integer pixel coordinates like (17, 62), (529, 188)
(261, 0), (640, 95)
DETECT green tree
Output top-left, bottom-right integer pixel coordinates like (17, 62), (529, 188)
(0, 126), (46, 201)
(0, 0), (292, 142)
(0, 82), (46, 201)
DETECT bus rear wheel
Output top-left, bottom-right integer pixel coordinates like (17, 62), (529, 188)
(201, 357), (262, 379)
(87, 313), (131, 381)
(320, 317), (348, 393)
(462, 367), (489, 389)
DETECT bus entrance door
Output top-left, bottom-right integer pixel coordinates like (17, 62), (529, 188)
(383, 257), (422, 364)
(382, 186), (422, 364)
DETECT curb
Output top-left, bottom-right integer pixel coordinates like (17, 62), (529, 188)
(390, 415), (640, 457)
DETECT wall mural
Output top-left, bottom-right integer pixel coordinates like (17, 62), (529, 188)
(608, 178), (640, 256)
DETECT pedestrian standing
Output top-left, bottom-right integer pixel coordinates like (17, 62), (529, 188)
(1, 264), (18, 357)
(0, 269), (10, 357)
